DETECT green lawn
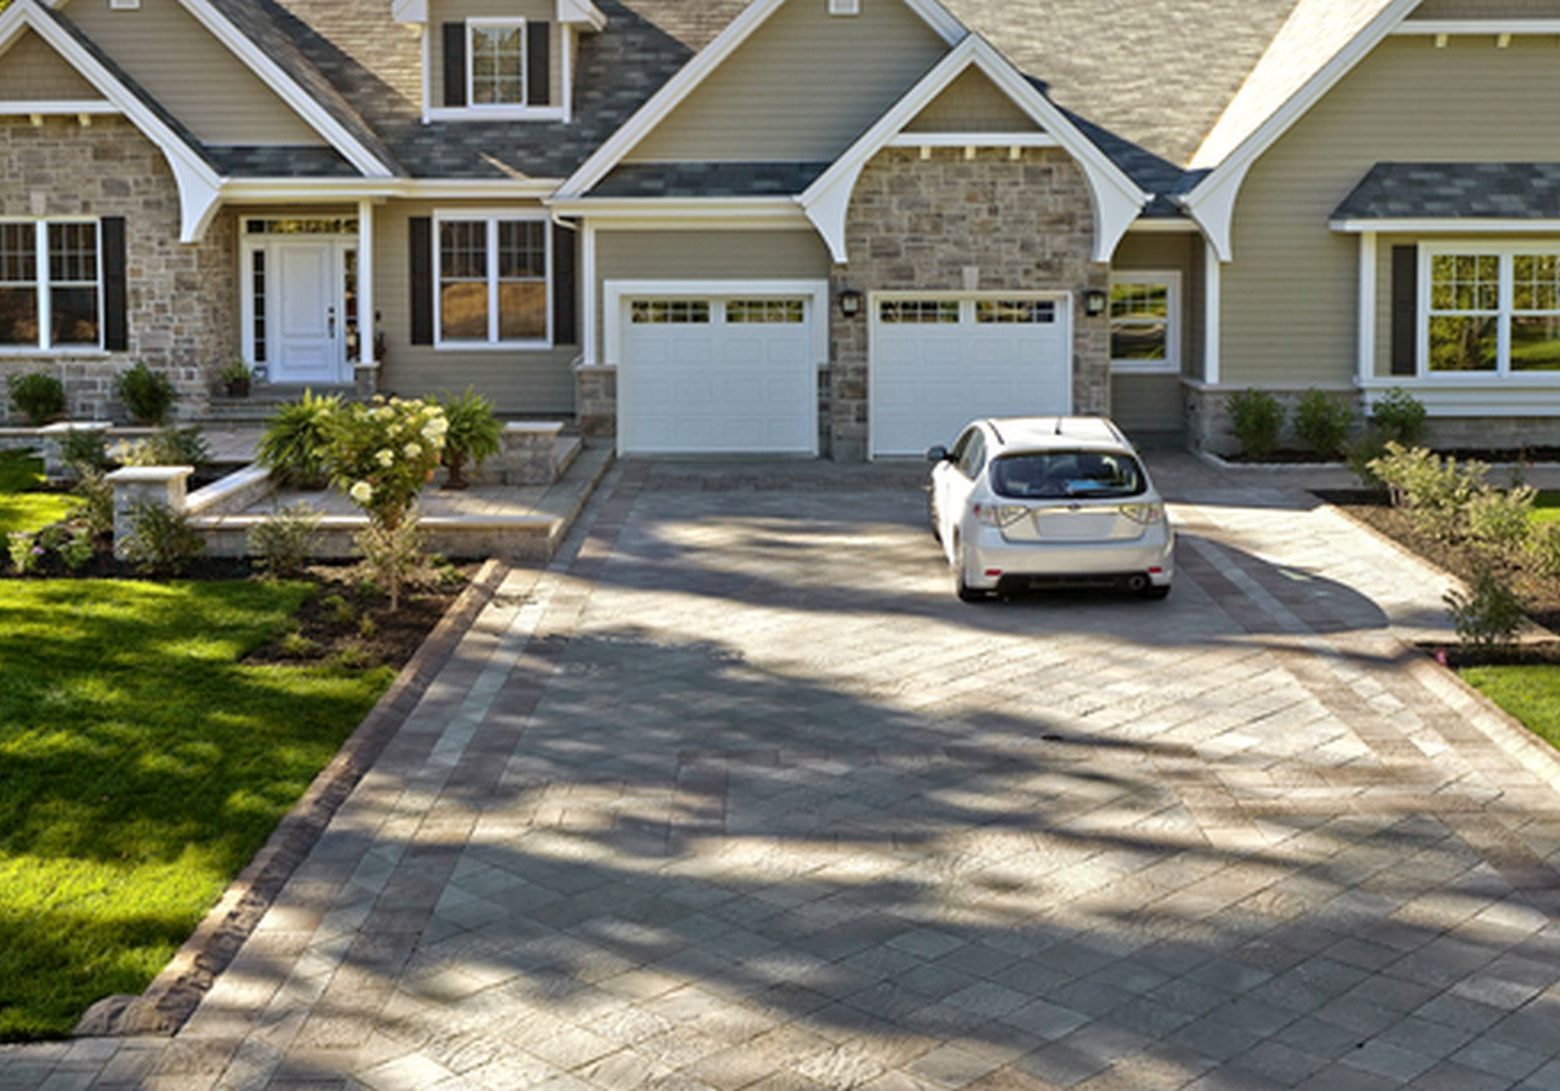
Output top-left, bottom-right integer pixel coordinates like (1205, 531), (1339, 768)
(1463, 665), (1560, 752)
(0, 579), (393, 1040)
(1534, 491), (1560, 527)
(0, 451), (75, 538)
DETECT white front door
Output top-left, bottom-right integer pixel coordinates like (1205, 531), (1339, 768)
(272, 242), (344, 384)
(870, 295), (1072, 458)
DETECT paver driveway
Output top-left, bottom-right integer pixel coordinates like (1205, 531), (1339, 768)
(8, 455), (1560, 1091)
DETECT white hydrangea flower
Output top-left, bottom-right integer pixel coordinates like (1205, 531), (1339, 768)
(376, 449), (396, 468)
(404, 443), (422, 459)
(349, 481), (374, 504)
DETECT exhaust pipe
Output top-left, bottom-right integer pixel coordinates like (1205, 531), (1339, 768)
(1126, 574), (1149, 592)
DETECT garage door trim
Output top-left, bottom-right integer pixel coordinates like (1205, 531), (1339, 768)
(867, 289), (1074, 461)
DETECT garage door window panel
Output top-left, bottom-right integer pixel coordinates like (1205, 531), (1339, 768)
(977, 300), (1055, 324)
(632, 300), (710, 325)
(727, 299), (805, 324)
(437, 216), (551, 348)
(881, 300), (959, 324)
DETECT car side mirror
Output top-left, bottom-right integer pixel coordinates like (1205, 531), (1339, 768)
(926, 445), (950, 463)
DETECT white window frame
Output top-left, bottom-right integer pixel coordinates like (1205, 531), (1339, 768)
(433, 210), (552, 351)
(1418, 241), (1560, 383)
(0, 217), (105, 356)
(427, 18), (568, 123)
(1108, 270), (1180, 374)
(466, 17), (527, 111)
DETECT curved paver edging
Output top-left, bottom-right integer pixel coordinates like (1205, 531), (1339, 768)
(72, 558), (511, 1040)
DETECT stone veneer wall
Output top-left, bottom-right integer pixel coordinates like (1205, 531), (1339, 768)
(0, 117), (235, 421)
(829, 146), (1111, 461)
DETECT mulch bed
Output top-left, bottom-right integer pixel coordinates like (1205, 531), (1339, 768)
(1320, 487), (1560, 666)
(1432, 641), (1560, 670)
(1226, 446), (1560, 466)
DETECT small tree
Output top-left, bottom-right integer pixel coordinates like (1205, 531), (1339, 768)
(320, 397), (447, 611)
(1444, 568), (1525, 651)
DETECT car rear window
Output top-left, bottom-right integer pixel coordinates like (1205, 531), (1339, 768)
(989, 451), (1147, 500)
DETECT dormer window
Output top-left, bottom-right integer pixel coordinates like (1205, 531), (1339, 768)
(468, 19), (526, 106)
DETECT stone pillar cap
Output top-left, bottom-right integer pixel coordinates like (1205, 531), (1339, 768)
(40, 421), (113, 435)
(106, 466), (196, 483)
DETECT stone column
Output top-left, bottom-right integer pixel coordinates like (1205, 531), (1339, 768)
(39, 421), (113, 481)
(106, 466), (193, 560)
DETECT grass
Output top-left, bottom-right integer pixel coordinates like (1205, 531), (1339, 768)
(1533, 491), (1560, 527)
(0, 450), (76, 538)
(0, 579), (393, 1040)
(1463, 665), (1560, 753)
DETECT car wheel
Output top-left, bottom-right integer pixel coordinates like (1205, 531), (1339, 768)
(954, 538), (987, 603)
(1140, 584), (1171, 601)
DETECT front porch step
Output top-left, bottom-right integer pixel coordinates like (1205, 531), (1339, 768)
(206, 384), (359, 424)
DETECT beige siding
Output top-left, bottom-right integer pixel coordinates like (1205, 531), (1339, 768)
(628, 0), (947, 163)
(377, 200), (577, 414)
(1223, 36), (1560, 388)
(65, 0), (323, 146)
(904, 68), (1039, 133)
(594, 229), (831, 355)
(429, 0), (565, 110)
(0, 31), (99, 101)
(1111, 374), (1183, 435)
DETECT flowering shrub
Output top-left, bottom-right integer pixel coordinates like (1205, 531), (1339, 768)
(320, 397), (448, 610)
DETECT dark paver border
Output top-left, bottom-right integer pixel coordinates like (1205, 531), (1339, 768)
(73, 558), (511, 1039)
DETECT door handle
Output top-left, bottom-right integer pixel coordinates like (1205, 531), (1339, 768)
(327, 306), (337, 338)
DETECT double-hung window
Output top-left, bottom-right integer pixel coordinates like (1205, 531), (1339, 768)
(436, 215), (549, 347)
(468, 19), (526, 107)
(1423, 244), (1560, 375)
(0, 220), (102, 351)
(1109, 272), (1179, 372)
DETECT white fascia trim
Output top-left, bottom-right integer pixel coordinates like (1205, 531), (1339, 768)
(1332, 218), (1560, 234)
(8, 2), (222, 242)
(798, 35), (1148, 264)
(602, 278), (831, 366)
(557, 0), (967, 200)
(392, 0), (427, 24)
(1394, 19), (1560, 34)
(175, 0), (392, 178)
(0, 99), (117, 114)
(557, 0), (607, 32)
(885, 132), (1058, 147)
(427, 106), (567, 123)
(1181, 0), (1422, 261)
(221, 179), (563, 202)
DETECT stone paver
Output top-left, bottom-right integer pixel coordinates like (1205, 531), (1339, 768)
(6, 453), (1560, 1090)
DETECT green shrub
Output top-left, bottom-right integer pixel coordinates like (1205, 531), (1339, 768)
(73, 470), (114, 540)
(122, 501), (204, 577)
(57, 527), (96, 572)
(1346, 430), (1389, 488)
(1466, 485), (1536, 559)
(1371, 388), (1428, 446)
(1445, 568), (1525, 650)
(61, 429), (110, 476)
(1227, 389), (1285, 458)
(438, 387), (503, 489)
(1294, 389), (1353, 457)
(248, 504), (321, 579)
(7, 372), (66, 425)
(219, 359), (252, 397)
(7, 530), (42, 574)
(1528, 523), (1560, 578)
(114, 426), (211, 470)
(1368, 442), (1487, 541)
(115, 363), (178, 425)
(258, 391), (341, 488)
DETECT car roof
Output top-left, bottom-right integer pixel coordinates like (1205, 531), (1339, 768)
(981, 417), (1135, 453)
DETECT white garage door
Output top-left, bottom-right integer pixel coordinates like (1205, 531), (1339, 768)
(871, 296), (1072, 458)
(618, 296), (818, 455)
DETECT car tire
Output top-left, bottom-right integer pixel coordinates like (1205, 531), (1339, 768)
(1140, 584), (1171, 601)
(954, 539), (987, 603)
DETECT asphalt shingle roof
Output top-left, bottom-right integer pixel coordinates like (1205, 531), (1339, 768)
(1334, 163), (1560, 221)
(591, 161), (832, 198)
(204, 145), (359, 178)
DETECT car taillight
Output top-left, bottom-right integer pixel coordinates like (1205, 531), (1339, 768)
(1119, 502), (1165, 525)
(973, 503), (1028, 528)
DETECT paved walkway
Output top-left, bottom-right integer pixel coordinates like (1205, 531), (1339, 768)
(7, 454), (1560, 1091)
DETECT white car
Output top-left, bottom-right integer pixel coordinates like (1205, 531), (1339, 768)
(927, 417), (1175, 602)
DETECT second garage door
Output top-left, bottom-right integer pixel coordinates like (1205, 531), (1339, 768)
(618, 294), (819, 456)
(870, 295), (1072, 458)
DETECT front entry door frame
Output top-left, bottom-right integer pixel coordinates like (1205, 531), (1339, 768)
(240, 229), (359, 385)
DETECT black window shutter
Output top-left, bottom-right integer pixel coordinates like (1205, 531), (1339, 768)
(443, 22), (467, 108)
(527, 22), (551, 106)
(553, 222), (577, 345)
(410, 217), (434, 346)
(1390, 244), (1418, 377)
(101, 216), (128, 352)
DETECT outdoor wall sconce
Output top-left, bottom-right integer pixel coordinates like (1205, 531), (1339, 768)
(838, 289), (864, 319)
(1084, 289), (1109, 317)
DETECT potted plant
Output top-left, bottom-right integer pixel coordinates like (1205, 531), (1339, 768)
(114, 362), (177, 426)
(438, 387), (503, 490)
(220, 359), (253, 398)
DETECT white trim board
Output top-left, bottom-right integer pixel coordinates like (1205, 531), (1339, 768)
(556, 0), (967, 200)
(1332, 218), (1560, 234)
(798, 35), (1147, 264)
(1180, 0), (1422, 261)
(1108, 269), (1182, 375)
(601, 278), (830, 366)
(4, 0), (222, 242)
